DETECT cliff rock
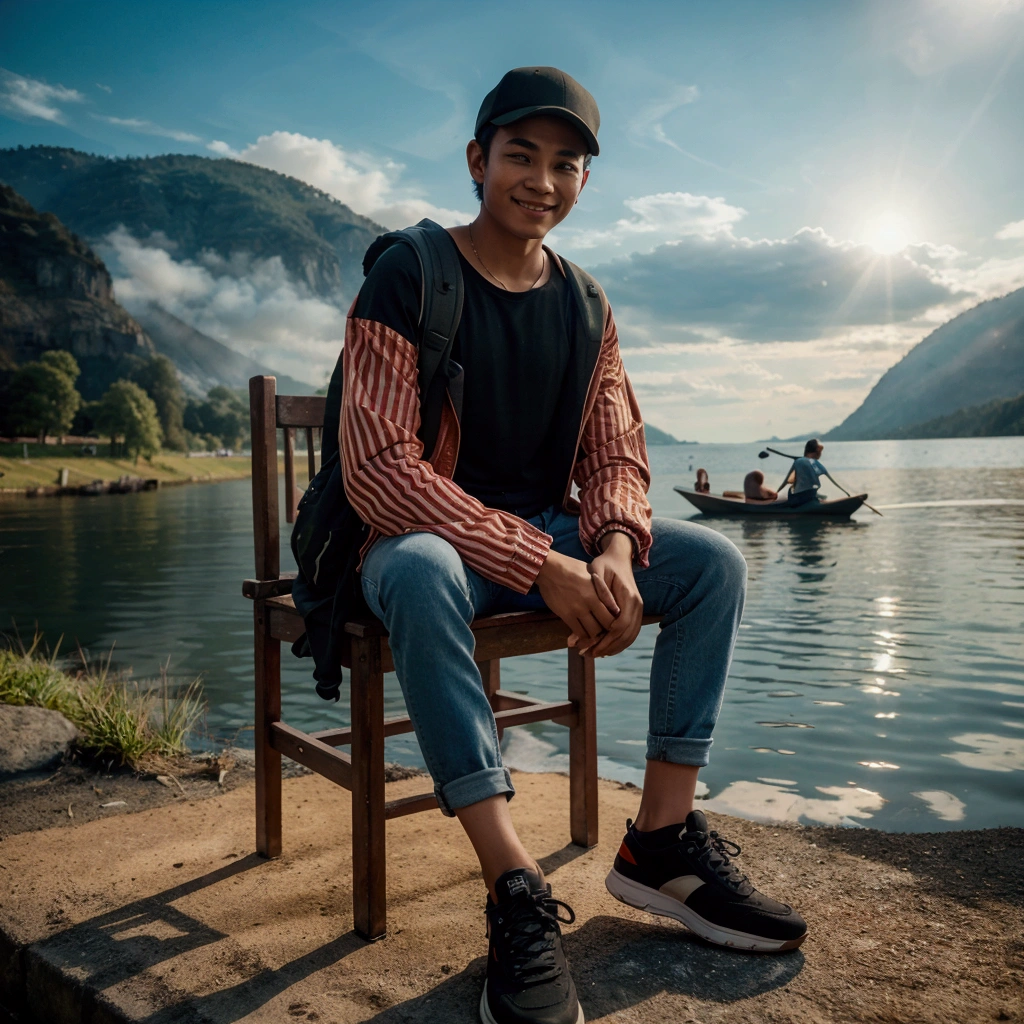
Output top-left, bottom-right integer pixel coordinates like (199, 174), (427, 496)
(0, 184), (154, 399)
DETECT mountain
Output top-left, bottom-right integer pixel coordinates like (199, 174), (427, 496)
(0, 146), (385, 299)
(644, 423), (683, 445)
(890, 391), (1024, 439)
(0, 183), (154, 399)
(827, 287), (1024, 440)
(134, 303), (317, 398)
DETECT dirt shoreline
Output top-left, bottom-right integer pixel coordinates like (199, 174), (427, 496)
(0, 768), (1021, 1023)
(0, 452), (255, 498)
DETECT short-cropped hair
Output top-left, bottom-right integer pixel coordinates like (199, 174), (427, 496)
(804, 438), (821, 455)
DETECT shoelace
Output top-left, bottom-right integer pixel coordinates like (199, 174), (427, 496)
(490, 889), (576, 985)
(680, 827), (752, 893)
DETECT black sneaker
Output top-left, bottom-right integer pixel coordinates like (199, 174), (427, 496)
(480, 867), (584, 1024)
(605, 811), (807, 952)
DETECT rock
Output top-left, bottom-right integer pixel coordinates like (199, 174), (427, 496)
(0, 704), (80, 775)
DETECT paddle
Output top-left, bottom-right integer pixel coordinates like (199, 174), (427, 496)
(757, 447), (883, 517)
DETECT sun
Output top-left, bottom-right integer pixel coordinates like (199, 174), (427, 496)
(864, 211), (912, 255)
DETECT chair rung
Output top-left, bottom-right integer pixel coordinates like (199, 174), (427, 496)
(492, 689), (548, 711)
(384, 792), (439, 819)
(493, 700), (576, 728)
(311, 714), (415, 748)
(270, 721), (352, 789)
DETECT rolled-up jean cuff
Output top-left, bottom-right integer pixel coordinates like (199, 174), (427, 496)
(646, 735), (713, 767)
(434, 766), (515, 817)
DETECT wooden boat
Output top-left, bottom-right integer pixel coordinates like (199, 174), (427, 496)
(675, 487), (866, 518)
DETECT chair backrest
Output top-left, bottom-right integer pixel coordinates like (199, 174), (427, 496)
(249, 375), (327, 580)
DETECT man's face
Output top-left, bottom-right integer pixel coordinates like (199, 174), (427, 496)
(470, 115), (590, 239)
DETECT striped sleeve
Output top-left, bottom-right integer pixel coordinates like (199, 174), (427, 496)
(574, 306), (653, 566)
(340, 316), (553, 594)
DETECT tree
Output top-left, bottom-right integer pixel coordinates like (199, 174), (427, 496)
(95, 380), (163, 463)
(184, 385), (249, 449)
(130, 355), (186, 450)
(8, 351), (82, 441)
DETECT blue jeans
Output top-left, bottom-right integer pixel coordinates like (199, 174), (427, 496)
(360, 508), (746, 816)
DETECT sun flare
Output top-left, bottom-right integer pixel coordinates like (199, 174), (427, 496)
(864, 211), (912, 255)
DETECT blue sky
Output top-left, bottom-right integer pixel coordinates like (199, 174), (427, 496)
(2, 0), (1024, 440)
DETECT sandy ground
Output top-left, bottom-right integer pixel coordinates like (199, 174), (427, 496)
(0, 771), (1021, 1024)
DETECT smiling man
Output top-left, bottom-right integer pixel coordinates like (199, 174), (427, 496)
(341, 67), (806, 1024)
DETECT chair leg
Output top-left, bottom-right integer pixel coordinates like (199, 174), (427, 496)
(568, 650), (598, 848)
(254, 601), (282, 858)
(350, 636), (387, 940)
(478, 658), (503, 743)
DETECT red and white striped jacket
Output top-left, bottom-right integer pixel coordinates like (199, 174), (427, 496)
(339, 276), (652, 594)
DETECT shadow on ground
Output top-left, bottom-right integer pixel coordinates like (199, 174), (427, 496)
(366, 917), (804, 1023)
(28, 854), (360, 1024)
(806, 824), (1024, 909)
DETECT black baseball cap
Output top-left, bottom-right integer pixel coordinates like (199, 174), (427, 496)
(475, 66), (600, 156)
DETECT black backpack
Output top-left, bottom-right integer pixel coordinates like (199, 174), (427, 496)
(290, 219), (464, 700)
(290, 219), (608, 700)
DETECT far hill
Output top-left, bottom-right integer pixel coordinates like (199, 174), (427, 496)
(134, 303), (316, 398)
(0, 145), (386, 299)
(644, 423), (683, 445)
(890, 391), (1024, 439)
(0, 183), (154, 398)
(827, 287), (1024, 440)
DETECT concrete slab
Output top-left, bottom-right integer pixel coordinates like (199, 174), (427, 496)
(0, 772), (1021, 1023)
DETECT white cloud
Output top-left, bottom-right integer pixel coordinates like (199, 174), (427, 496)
(0, 69), (84, 123)
(596, 226), (963, 343)
(91, 114), (202, 143)
(996, 218), (1024, 240)
(211, 130), (473, 229)
(100, 226), (346, 385)
(95, 83), (113, 94)
(619, 328), (925, 442)
(629, 83), (700, 150)
(563, 191), (746, 257)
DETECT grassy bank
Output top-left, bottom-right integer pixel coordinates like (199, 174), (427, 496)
(0, 445), (254, 492)
(0, 641), (205, 768)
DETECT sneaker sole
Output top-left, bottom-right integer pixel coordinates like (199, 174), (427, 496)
(605, 867), (806, 952)
(479, 982), (585, 1024)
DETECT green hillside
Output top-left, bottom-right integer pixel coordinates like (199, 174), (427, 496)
(827, 287), (1024, 440)
(892, 392), (1024, 439)
(0, 145), (386, 299)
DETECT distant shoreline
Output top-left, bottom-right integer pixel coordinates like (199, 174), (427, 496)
(0, 449), (258, 498)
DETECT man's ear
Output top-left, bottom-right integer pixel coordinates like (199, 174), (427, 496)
(467, 139), (486, 189)
(577, 167), (590, 201)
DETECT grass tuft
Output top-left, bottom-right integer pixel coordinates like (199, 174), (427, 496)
(0, 636), (206, 768)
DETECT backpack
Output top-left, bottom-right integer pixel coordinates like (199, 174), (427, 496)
(290, 218), (608, 700)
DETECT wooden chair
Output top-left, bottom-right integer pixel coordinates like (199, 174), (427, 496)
(243, 375), (655, 940)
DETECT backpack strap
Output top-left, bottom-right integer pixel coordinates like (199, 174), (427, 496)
(559, 256), (608, 347)
(321, 220), (463, 464)
(396, 220), (464, 455)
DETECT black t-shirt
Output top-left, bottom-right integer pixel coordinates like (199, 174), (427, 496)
(353, 242), (576, 518)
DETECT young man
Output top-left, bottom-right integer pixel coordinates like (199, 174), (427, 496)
(784, 438), (830, 506)
(341, 66), (806, 1024)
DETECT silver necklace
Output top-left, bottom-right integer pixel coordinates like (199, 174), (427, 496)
(468, 223), (546, 291)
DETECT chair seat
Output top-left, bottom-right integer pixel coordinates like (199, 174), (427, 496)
(263, 594), (656, 674)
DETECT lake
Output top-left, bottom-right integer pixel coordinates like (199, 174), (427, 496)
(2, 437), (1022, 832)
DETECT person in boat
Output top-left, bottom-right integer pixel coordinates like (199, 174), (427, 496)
(694, 467), (710, 493)
(784, 438), (830, 506)
(340, 66), (806, 1024)
(743, 469), (778, 502)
